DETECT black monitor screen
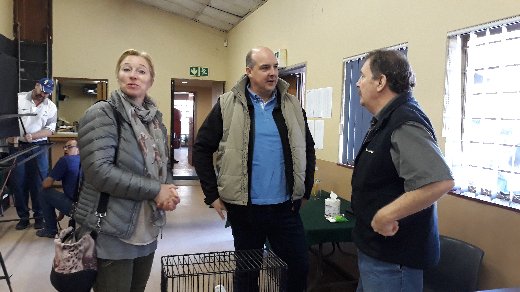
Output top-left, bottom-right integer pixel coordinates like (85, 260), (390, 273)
(0, 52), (20, 138)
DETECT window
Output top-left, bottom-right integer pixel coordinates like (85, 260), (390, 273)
(444, 17), (520, 210)
(339, 45), (408, 166)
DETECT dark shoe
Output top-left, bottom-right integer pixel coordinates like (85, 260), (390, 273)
(173, 159), (179, 164)
(15, 219), (30, 230)
(33, 219), (44, 230)
(36, 228), (57, 238)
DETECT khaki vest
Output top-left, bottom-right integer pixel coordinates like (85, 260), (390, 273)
(216, 76), (307, 205)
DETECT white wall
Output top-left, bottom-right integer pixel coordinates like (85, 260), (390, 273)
(0, 0), (13, 39)
(227, 0), (520, 163)
(53, 0), (228, 130)
(226, 1), (520, 289)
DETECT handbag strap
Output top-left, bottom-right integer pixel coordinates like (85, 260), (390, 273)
(70, 101), (122, 229)
(68, 162), (83, 229)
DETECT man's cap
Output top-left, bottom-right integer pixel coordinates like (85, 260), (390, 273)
(38, 78), (54, 94)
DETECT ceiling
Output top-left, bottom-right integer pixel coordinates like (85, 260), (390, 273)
(136, 0), (268, 32)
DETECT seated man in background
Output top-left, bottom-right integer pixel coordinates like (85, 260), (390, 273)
(36, 139), (80, 238)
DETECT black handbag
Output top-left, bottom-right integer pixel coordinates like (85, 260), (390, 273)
(49, 226), (98, 292)
(50, 101), (120, 292)
(50, 172), (109, 292)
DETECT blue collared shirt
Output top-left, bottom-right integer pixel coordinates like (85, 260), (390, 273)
(247, 86), (289, 205)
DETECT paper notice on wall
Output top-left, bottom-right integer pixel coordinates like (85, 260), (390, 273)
(319, 87), (332, 118)
(305, 89), (316, 117)
(314, 120), (324, 149)
(308, 119), (324, 149)
(308, 119), (314, 135)
(305, 87), (332, 118)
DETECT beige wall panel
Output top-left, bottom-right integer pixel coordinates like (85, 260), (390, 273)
(228, 0), (520, 162)
(227, 0), (520, 289)
(53, 0), (228, 132)
(0, 0), (13, 39)
(437, 195), (520, 288)
(315, 159), (352, 200)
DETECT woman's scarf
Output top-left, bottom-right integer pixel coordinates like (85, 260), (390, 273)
(118, 89), (167, 183)
(116, 90), (168, 244)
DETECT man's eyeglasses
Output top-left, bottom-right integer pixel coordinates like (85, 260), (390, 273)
(63, 145), (77, 150)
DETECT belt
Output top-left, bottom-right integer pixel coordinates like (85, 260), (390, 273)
(18, 140), (48, 145)
(251, 200), (292, 209)
(9, 141), (49, 148)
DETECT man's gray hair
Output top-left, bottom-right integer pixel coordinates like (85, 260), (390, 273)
(246, 49), (256, 68)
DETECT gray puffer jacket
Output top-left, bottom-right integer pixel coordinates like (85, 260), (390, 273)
(74, 92), (172, 239)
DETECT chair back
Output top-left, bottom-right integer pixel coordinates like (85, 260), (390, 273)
(423, 235), (484, 292)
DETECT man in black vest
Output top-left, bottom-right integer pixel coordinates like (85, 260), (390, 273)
(352, 49), (454, 292)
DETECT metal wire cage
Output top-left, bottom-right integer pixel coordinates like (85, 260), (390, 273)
(161, 249), (288, 292)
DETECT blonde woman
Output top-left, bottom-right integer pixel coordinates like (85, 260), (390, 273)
(75, 49), (180, 291)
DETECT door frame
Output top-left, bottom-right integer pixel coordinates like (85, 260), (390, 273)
(279, 62), (307, 104)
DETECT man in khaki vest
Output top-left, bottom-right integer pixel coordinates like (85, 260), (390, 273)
(194, 47), (316, 292)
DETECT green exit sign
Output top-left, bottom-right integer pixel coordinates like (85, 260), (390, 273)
(189, 66), (209, 77)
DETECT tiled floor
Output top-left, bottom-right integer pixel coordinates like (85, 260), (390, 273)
(0, 183), (235, 292)
(0, 149), (234, 292)
(0, 148), (358, 291)
(172, 146), (198, 179)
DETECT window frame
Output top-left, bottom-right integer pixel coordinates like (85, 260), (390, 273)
(443, 16), (520, 211)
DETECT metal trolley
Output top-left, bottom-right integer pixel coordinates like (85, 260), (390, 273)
(161, 249), (287, 292)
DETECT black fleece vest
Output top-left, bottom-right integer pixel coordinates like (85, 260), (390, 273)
(351, 92), (440, 269)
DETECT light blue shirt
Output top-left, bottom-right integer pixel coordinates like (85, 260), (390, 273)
(247, 87), (289, 205)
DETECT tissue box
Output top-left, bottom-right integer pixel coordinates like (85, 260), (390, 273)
(324, 198), (340, 217)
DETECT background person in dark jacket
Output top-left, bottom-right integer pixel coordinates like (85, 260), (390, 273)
(75, 49), (180, 292)
(352, 49), (454, 292)
(193, 46), (316, 292)
(171, 107), (181, 163)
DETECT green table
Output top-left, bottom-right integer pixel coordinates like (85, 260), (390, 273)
(300, 193), (356, 247)
(300, 193), (358, 291)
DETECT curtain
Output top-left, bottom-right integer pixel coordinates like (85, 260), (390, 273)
(341, 47), (408, 165)
(341, 57), (371, 165)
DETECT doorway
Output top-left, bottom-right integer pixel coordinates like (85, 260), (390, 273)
(172, 91), (194, 170)
(171, 78), (225, 180)
(279, 63), (306, 104)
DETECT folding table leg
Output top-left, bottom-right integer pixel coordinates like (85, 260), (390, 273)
(0, 252), (13, 292)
